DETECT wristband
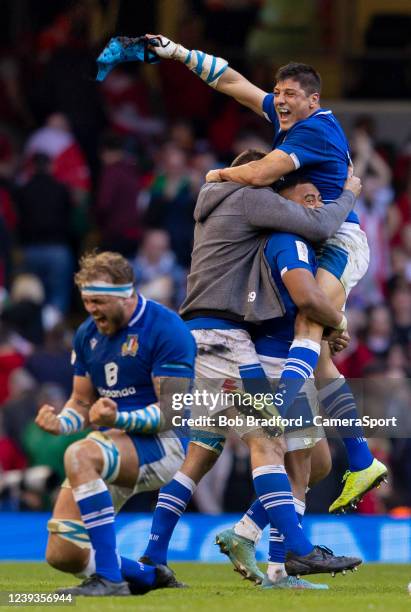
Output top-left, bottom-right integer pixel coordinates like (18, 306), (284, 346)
(114, 405), (162, 434)
(335, 314), (348, 333)
(58, 408), (85, 435)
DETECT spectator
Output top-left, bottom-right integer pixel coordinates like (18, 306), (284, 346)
(1, 274), (45, 347)
(14, 153), (74, 314)
(143, 142), (196, 268)
(131, 229), (186, 310)
(390, 285), (411, 347)
(2, 368), (38, 448)
(364, 305), (393, 359)
(21, 113), (91, 201)
(333, 308), (374, 378)
(101, 66), (163, 143)
(0, 324), (25, 404)
(25, 325), (72, 396)
(21, 384), (87, 482)
(0, 412), (27, 473)
(95, 133), (143, 257)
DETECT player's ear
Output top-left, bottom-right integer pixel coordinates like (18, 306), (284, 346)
(309, 92), (320, 107)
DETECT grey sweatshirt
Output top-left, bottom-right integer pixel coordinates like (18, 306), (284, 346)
(180, 182), (356, 323)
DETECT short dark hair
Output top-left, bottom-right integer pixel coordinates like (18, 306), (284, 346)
(275, 62), (321, 96)
(273, 172), (313, 194)
(231, 149), (268, 167)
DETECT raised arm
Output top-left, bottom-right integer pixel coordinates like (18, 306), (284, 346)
(145, 34), (266, 116)
(244, 176), (361, 242)
(215, 149), (295, 185)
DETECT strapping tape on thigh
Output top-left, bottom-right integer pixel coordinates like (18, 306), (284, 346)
(47, 518), (91, 549)
(86, 431), (121, 483)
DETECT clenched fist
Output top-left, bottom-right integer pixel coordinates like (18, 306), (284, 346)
(144, 34), (185, 61)
(35, 404), (62, 435)
(89, 398), (118, 427)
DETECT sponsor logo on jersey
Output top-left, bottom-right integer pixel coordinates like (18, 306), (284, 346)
(121, 334), (139, 357)
(90, 338), (98, 350)
(97, 386), (137, 398)
(295, 240), (309, 263)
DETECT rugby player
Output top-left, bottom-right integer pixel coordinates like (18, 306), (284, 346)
(139, 34), (387, 513)
(35, 251), (196, 596)
(138, 152), (362, 588)
(217, 176), (354, 587)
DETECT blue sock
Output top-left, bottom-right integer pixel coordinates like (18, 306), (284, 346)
(246, 498), (269, 531)
(239, 362), (276, 408)
(269, 497), (305, 561)
(275, 339), (321, 417)
(143, 471), (196, 565)
(319, 377), (374, 471)
(269, 527), (285, 562)
(120, 557), (156, 588)
(73, 479), (122, 582)
(294, 497), (305, 526)
(252, 465), (313, 557)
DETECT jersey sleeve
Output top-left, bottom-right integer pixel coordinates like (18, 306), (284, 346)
(267, 234), (316, 278)
(276, 120), (327, 169)
(71, 328), (88, 377)
(151, 318), (196, 379)
(262, 93), (279, 131)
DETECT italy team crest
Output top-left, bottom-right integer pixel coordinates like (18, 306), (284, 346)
(121, 334), (139, 357)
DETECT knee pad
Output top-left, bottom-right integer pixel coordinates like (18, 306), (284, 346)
(47, 518), (90, 550)
(86, 431), (121, 483)
(190, 431), (225, 456)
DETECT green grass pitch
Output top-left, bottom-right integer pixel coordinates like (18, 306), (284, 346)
(0, 563), (410, 611)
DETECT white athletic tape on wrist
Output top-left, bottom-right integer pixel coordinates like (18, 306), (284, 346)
(81, 280), (134, 298)
(180, 47), (228, 87)
(335, 314), (348, 332)
(58, 408), (85, 435)
(114, 404), (162, 433)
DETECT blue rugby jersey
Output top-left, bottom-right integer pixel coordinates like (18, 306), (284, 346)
(262, 93), (359, 224)
(253, 232), (318, 359)
(72, 294), (196, 445)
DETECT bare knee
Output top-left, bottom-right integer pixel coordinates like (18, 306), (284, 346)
(64, 440), (103, 481)
(46, 536), (89, 574)
(246, 435), (286, 468)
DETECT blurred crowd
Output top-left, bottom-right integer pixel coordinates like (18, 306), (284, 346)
(1, 0), (411, 516)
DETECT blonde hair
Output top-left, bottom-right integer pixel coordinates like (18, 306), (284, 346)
(11, 274), (45, 304)
(74, 251), (135, 288)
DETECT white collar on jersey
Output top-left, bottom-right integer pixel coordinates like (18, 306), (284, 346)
(128, 294), (147, 326)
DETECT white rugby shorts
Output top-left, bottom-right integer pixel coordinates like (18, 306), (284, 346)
(317, 222), (370, 296)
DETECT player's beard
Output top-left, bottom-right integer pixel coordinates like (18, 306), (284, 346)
(97, 307), (126, 336)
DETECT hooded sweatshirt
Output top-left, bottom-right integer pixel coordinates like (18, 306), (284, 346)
(180, 182), (355, 323)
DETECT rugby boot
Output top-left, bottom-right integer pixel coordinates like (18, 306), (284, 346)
(285, 545), (362, 576)
(55, 574), (130, 597)
(138, 555), (187, 588)
(261, 575), (329, 590)
(215, 528), (264, 584)
(329, 459), (388, 514)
